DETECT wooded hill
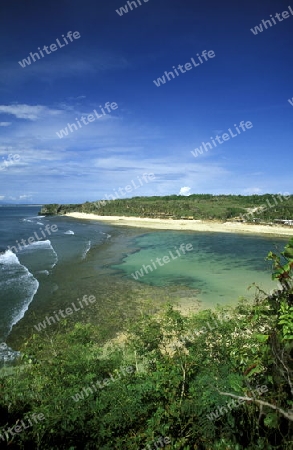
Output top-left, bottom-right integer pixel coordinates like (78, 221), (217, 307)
(41, 194), (293, 222)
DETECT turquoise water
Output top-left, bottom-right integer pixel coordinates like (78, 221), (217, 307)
(113, 231), (287, 307)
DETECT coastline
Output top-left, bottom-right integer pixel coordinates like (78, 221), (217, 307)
(65, 213), (293, 237)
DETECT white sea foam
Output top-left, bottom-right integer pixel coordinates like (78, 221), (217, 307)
(49, 242), (58, 268)
(65, 230), (75, 235)
(25, 239), (52, 248)
(0, 249), (22, 265)
(10, 280), (39, 329)
(0, 250), (39, 334)
(37, 222), (44, 225)
(82, 240), (91, 260)
(100, 231), (111, 239)
(21, 239), (58, 268)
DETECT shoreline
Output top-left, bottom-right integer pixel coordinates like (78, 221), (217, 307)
(64, 213), (293, 237)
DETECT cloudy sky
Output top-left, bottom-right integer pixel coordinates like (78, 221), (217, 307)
(0, 0), (292, 204)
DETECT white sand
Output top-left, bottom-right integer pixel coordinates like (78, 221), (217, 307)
(65, 213), (293, 237)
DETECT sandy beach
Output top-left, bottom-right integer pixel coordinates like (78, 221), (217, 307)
(65, 212), (293, 237)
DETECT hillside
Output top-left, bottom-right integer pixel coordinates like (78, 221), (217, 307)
(40, 194), (293, 223)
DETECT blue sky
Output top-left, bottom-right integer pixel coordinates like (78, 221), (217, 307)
(0, 0), (292, 204)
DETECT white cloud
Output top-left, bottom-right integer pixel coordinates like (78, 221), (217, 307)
(0, 122), (12, 127)
(68, 95), (86, 101)
(243, 187), (262, 195)
(0, 102), (234, 202)
(19, 194), (32, 200)
(0, 104), (62, 121)
(179, 187), (191, 196)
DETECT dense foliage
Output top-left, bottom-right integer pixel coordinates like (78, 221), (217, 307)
(0, 240), (292, 449)
(40, 194), (293, 223)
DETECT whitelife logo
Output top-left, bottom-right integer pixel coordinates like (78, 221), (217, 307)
(56, 102), (118, 138)
(206, 385), (268, 421)
(7, 224), (58, 254)
(0, 413), (45, 442)
(240, 192), (290, 221)
(18, 31), (81, 68)
(71, 365), (135, 402)
(131, 243), (193, 280)
(116, 0), (150, 16)
(250, 5), (293, 35)
(142, 436), (171, 450)
(34, 295), (96, 332)
(153, 50), (215, 87)
(93, 173), (155, 208)
(191, 121), (253, 158)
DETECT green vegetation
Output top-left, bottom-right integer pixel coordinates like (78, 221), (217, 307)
(0, 240), (293, 449)
(41, 193), (293, 223)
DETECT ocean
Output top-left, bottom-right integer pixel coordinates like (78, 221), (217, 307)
(0, 206), (113, 363)
(0, 205), (289, 365)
